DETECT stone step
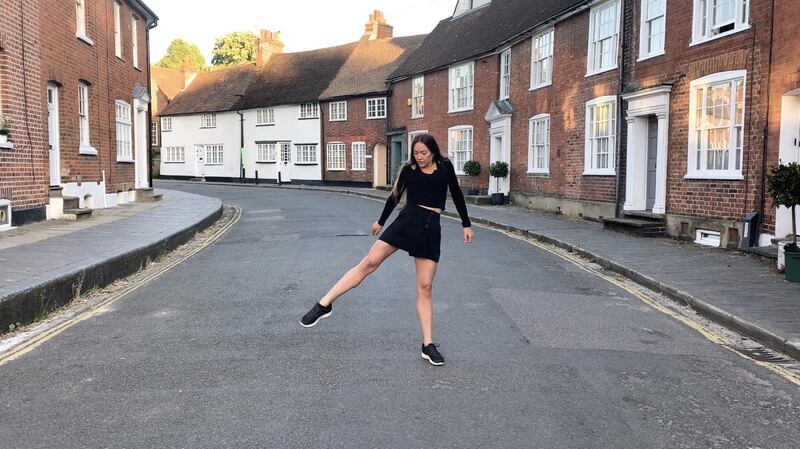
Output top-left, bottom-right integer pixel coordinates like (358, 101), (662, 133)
(602, 217), (666, 237)
(63, 196), (80, 210)
(135, 188), (163, 203)
(63, 208), (92, 221)
(623, 210), (665, 221)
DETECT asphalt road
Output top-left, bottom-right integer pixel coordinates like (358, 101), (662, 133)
(2, 181), (799, 449)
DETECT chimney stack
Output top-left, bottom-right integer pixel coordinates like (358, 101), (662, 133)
(362, 10), (393, 40)
(256, 29), (284, 66)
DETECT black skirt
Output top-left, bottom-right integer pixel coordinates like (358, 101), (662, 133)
(379, 205), (442, 263)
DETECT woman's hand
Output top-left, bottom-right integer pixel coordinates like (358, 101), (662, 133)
(463, 227), (474, 244)
(372, 222), (382, 236)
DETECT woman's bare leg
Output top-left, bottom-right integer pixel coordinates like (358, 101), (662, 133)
(318, 240), (398, 307)
(414, 257), (438, 345)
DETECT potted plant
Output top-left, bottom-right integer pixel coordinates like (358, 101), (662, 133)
(0, 116), (9, 144)
(462, 160), (481, 195)
(767, 162), (800, 282)
(488, 161), (509, 205)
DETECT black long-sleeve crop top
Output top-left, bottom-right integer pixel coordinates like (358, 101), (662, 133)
(378, 159), (472, 228)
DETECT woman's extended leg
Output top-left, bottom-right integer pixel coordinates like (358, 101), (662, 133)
(414, 257), (438, 345)
(318, 240), (398, 307)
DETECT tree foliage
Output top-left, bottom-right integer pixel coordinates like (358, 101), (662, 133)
(211, 32), (257, 67)
(767, 162), (800, 246)
(155, 39), (206, 71)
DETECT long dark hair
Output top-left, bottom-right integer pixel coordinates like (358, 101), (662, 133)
(390, 133), (448, 203)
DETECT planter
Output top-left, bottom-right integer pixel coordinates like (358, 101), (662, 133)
(786, 250), (800, 283)
(490, 193), (505, 205)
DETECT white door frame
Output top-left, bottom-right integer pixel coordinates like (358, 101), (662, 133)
(622, 86), (671, 214)
(488, 121), (511, 194)
(133, 98), (149, 188)
(47, 83), (61, 186)
(776, 88), (800, 239)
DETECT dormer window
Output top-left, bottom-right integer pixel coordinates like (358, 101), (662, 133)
(453, 0), (491, 17)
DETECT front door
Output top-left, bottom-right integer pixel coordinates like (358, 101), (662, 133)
(47, 84), (60, 186)
(777, 91), (800, 239)
(389, 135), (405, 183)
(195, 146), (205, 178)
(278, 142), (292, 182)
(489, 133), (510, 194)
(646, 116), (659, 210)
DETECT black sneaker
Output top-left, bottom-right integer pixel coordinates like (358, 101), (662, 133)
(300, 302), (332, 327)
(421, 343), (445, 366)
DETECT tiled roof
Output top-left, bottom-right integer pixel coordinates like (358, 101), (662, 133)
(159, 64), (258, 116)
(150, 66), (186, 101)
(389, 0), (589, 80)
(320, 35), (426, 100)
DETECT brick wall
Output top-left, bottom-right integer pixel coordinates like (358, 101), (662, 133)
(0, 0), (49, 224)
(39, 0), (151, 195)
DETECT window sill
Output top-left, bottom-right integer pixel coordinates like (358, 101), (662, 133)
(163, 161), (185, 164)
(412, 114), (424, 119)
(295, 162), (318, 166)
(199, 126), (217, 129)
(79, 144), (98, 156)
(77, 34), (94, 46)
(637, 50), (665, 62)
(298, 117), (319, 120)
(256, 161), (277, 164)
(116, 55), (125, 62)
(684, 173), (744, 181)
(690, 24), (751, 47)
(255, 123), (275, 127)
(352, 168), (367, 172)
(161, 130), (172, 133)
(582, 170), (616, 176)
(585, 65), (617, 78)
(327, 168), (346, 172)
(529, 82), (552, 92)
(117, 156), (134, 163)
(329, 118), (347, 122)
(527, 170), (550, 176)
(448, 107), (474, 114)
(134, 65), (141, 72)
(366, 116), (386, 120)
(0, 141), (14, 150)
(205, 163), (223, 166)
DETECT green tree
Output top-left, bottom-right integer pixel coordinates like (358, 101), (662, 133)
(155, 39), (206, 71)
(211, 31), (257, 67)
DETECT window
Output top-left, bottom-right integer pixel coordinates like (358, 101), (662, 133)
(163, 146), (185, 163)
(327, 143), (346, 170)
(113, 2), (121, 58)
(161, 116), (172, 132)
(329, 102), (347, 121)
(200, 113), (216, 128)
(528, 114), (550, 173)
(366, 98), (387, 119)
(151, 121), (158, 146)
(115, 100), (132, 161)
(449, 62), (474, 112)
(256, 143), (277, 162)
(352, 142), (366, 171)
(585, 96), (617, 175)
(131, 16), (139, 68)
(412, 76), (424, 118)
(692, 0), (749, 44)
(76, 0), (88, 40)
(448, 126), (473, 173)
(587, 0), (621, 76)
(453, 0), (491, 17)
(296, 144), (317, 163)
(256, 108), (274, 125)
(687, 71), (746, 179)
(499, 49), (511, 100)
(639, 0), (666, 59)
(531, 29), (554, 89)
(204, 144), (223, 165)
(300, 103), (319, 119)
(77, 82), (94, 153)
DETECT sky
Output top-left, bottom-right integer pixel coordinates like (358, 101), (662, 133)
(145, 0), (457, 64)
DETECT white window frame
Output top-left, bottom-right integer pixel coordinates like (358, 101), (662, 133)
(256, 143), (277, 163)
(448, 125), (474, 174)
(200, 113), (216, 128)
(586, 0), (621, 77)
(638, 0), (667, 61)
(113, 2), (122, 58)
(366, 98), (387, 119)
(584, 96), (617, 176)
(256, 108), (275, 125)
(299, 103), (319, 119)
(691, 0), (750, 45)
(412, 76), (424, 118)
(326, 142), (346, 170)
(686, 70), (746, 180)
(329, 101), (347, 122)
(151, 121), (158, 147)
(448, 61), (475, 113)
(161, 116), (172, 132)
(77, 82), (96, 155)
(695, 229), (721, 247)
(295, 144), (318, 164)
(499, 48), (511, 100)
(75, 0), (92, 44)
(131, 15), (139, 69)
(530, 28), (554, 90)
(204, 144), (224, 166)
(351, 142), (367, 171)
(115, 100), (133, 162)
(528, 114), (550, 174)
(163, 146), (185, 163)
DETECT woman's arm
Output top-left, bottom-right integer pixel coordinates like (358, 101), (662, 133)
(377, 166), (407, 226)
(444, 159), (472, 228)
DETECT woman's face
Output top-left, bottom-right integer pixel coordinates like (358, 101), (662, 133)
(413, 142), (434, 167)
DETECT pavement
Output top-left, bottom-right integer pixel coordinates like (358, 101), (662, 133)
(0, 189), (222, 330)
(161, 179), (800, 360)
(2, 179), (798, 362)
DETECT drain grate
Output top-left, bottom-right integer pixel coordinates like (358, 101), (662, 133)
(731, 346), (794, 364)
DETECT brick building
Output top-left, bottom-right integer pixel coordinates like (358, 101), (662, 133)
(39, 0), (157, 216)
(320, 12), (425, 187)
